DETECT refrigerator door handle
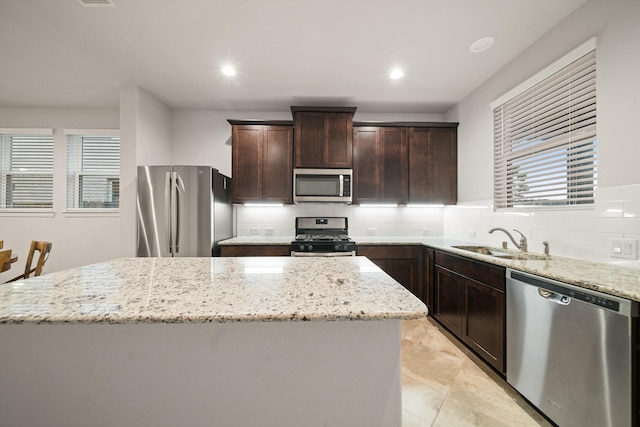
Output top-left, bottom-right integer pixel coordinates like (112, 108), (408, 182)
(170, 171), (179, 255)
(165, 171), (173, 254)
(174, 172), (186, 254)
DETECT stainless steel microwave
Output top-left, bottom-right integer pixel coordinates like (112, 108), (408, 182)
(293, 168), (352, 203)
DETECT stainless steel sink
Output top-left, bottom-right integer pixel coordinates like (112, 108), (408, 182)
(452, 245), (547, 261)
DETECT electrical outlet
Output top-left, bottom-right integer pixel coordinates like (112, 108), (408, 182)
(610, 238), (638, 260)
(250, 228), (260, 236)
(468, 231), (476, 239)
(367, 228), (377, 236)
(421, 228), (431, 236)
(264, 227), (274, 236)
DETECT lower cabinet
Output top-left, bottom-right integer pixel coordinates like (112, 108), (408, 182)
(433, 251), (506, 373)
(357, 245), (424, 301)
(220, 245), (290, 257)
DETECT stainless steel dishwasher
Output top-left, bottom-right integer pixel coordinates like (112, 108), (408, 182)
(506, 269), (638, 427)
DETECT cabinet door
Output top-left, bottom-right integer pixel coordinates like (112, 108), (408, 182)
(379, 127), (407, 204)
(232, 126), (263, 203)
(434, 266), (464, 337)
(424, 248), (435, 313)
(357, 245), (423, 300)
(353, 127), (407, 204)
(353, 127), (380, 202)
(429, 128), (457, 204)
(232, 125), (292, 204)
(294, 112), (325, 167)
(464, 278), (505, 372)
(386, 259), (418, 296)
(324, 113), (353, 167)
(408, 127), (457, 204)
(263, 126), (293, 202)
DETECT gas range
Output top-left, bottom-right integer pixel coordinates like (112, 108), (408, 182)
(290, 217), (357, 256)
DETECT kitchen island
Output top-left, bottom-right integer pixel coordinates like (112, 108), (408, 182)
(0, 256), (426, 427)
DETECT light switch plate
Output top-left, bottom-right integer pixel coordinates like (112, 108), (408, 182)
(610, 238), (638, 260)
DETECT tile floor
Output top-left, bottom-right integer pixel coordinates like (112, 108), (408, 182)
(401, 316), (552, 427)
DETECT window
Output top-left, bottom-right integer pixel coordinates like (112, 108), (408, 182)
(491, 38), (597, 209)
(66, 130), (120, 210)
(0, 129), (54, 209)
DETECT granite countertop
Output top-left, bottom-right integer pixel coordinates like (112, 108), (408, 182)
(219, 236), (640, 302)
(0, 256), (427, 325)
(366, 236), (640, 302)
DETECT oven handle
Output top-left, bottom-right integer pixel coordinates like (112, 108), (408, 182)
(291, 251), (356, 257)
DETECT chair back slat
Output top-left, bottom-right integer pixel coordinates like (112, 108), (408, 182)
(7, 241), (52, 282)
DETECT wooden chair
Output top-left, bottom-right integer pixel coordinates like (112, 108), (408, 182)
(7, 241), (52, 282)
(0, 249), (12, 273)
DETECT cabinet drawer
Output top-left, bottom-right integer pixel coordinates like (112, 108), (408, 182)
(357, 245), (419, 259)
(220, 245), (290, 257)
(435, 251), (505, 291)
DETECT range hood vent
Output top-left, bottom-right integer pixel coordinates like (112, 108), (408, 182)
(78, 0), (117, 7)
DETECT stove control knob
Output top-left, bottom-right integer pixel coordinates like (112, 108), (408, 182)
(298, 244), (306, 251)
(308, 245), (313, 251)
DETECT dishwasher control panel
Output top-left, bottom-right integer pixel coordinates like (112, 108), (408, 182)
(510, 271), (622, 312)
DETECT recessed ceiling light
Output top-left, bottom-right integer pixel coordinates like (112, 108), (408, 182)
(221, 66), (236, 77)
(389, 69), (403, 80)
(470, 36), (495, 53)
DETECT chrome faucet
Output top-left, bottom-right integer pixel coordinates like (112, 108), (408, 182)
(488, 227), (528, 252)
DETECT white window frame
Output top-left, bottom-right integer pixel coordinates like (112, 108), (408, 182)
(0, 128), (54, 212)
(491, 37), (598, 210)
(65, 129), (120, 212)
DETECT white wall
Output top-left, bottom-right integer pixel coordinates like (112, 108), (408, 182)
(119, 86), (172, 258)
(444, 0), (640, 267)
(0, 107), (120, 281)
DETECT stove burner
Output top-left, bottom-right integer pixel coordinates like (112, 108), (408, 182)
(291, 217), (357, 255)
(295, 234), (352, 242)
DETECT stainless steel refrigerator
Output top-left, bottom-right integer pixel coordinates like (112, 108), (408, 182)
(136, 166), (232, 257)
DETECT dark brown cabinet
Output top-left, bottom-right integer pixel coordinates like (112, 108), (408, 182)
(408, 126), (457, 204)
(357, 245), (423, 301)
(220, 245), (290, 257)
(292, 107), (356, 168)
(433, 251), (506, 373)
(424, 247), (435, 313)
(353, 127), (408, 204)
(229, 122), (293, 204)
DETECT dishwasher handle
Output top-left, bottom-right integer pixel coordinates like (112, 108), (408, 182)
(507, 269), (638, 317)
(538, 288), (570, 305)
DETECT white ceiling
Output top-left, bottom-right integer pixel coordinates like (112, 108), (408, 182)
(0, 0), (586, 113)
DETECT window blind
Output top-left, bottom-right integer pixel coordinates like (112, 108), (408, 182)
(67, 134), (120, 209)
(0, 132), (54, 209)
(492, 39), (597, 209)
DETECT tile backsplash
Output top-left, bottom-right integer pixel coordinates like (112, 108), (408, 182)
(235, 204), (444, 238)
(234, 184), (640, 268)
(443, 184), (640, 268)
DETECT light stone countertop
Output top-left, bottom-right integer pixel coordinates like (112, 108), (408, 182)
(0, 256), (427, 325)
(219, 236), (640, 302)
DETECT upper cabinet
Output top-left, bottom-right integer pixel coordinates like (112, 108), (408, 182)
(353, 126), (408, 204)
(292, 106), (356, 168)
(353, 122), (458, 205)
(408, 126), (457, 204)
(228, 120), (293, 204)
